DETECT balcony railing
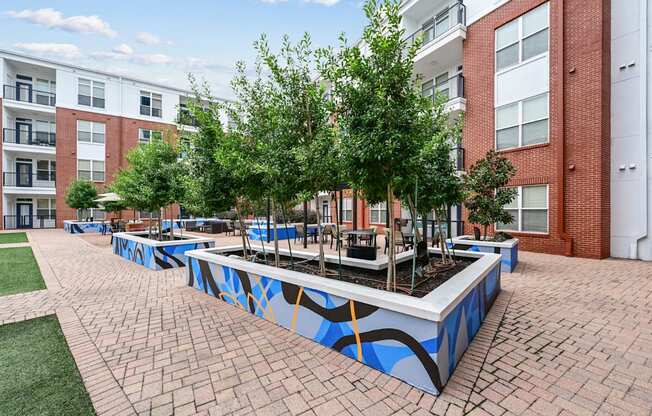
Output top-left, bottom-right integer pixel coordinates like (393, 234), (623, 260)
(3, 128), (56, 147)
(405, 1), (466, 51)
(177, 109), (199, 127)
(422, 73), (465, 103)
(3, 172), (56, 188)
(3, 85), (56, 106)
(3, 215), (56, 230)
(451, 145), (465, 171)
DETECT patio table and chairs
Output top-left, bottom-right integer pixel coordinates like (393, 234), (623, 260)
(345, 228), (378, 248)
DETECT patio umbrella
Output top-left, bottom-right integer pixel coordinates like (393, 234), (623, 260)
(95, 192), (122, 203)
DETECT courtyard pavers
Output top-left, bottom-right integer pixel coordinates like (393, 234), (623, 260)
(1, 229), (652, 415)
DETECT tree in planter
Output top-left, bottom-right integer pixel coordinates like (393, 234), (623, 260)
(181, 77), (264, 258)
(464, 150), (517, 241)
(102, 199), (128, 220)
(257, 33), (341, 275)
(319, 0), (427, 290)
(112, 138), (185, 240)
(64, 179), (98, 221)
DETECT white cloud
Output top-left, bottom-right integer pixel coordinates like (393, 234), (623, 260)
(112, 43), (133, 55)
(13, 42), (81, 59)
(136, 31), (160, 45)
(304, 0), (341, 5)
(132, 53), (173, 65)
(6, 8), (117, 37)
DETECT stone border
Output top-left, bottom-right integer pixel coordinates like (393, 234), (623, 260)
(57, 307), (137, 416)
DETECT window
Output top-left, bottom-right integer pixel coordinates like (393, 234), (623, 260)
(434, 7), (450, 38)
(369, 202), (387, 224)
(435, 72), (450, 100)
(77, 159), (105, 182)
(36, 198), (56, 218)
(495, 2), (549, 72)
(78, 78), (105, 109)
(36, 160), (56, 181)
(496, 185), (548, 233)
(342, 198), (353, 222)
(140, 91), (162, 118)
(77, 120), (105, 144)
(35, 120), (56, 145)
(35, 79), (55, 106)
(496, 93), (549, 150)
(138, 128), (163, 144)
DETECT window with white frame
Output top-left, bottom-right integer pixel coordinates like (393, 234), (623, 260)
(496, 93), (548, 150)
(36, 198), (56, 218)
(369, 202), (387, 224)
(496, 185), (548, 233)
(78, 78), (105, 108)
(77, 159), (105, 182)
(138, 128), (163, 144)
(36, 160), (56, 181)
(495, 2), (549, 72)
(77, 120), (105, 144)
(35, 78), (56, 106)
(342, 197), (353, 222)
(140, 91), (162, 118)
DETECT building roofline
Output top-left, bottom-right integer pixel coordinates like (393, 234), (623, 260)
(0, 48), (235, 103)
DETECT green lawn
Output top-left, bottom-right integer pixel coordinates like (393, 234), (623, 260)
(0, 232), (28, 244)
(0, 247), (46, 296)
(0, 315), (96, 416)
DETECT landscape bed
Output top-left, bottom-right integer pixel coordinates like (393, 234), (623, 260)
(112, 232), (215, 270)
(63, 220), (108, 234)
(448, 235), (518, 273)
(185, 245), (501, 395)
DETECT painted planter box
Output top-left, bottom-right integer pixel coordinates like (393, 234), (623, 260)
(112, 232), (215, 270)
(447, 236), (518, 273)
(248, 225), (296, 241)
(64, 220), (108, 234)
(185, 245), (501, 395)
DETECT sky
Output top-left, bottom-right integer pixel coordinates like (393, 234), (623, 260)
(0, 0), (366, 98)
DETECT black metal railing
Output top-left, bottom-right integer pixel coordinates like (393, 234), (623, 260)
(422, 73), (465, 103)
(451, 145), (465, 171)
(3, 172), (56, 187)
(405, 1), (466, 51)
(3, 128), (56, 147)
(177, 109), (199, 127)
(3, 215), (57, 230)
(3, 85), (56, 106)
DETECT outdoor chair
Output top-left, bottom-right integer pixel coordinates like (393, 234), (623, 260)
(384, 229), (408, 254)
(359, 226), (376, 246)
(331, 225), (347, 250)
(295, 223), (305, 244)
(322, 224), (334, 245)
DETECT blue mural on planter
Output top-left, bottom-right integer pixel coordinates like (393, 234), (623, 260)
(449, 242), (518, 273)
(112, 235), (214, 270)
(187, 255), (501, 395)
(64, 221), (108, 234)
(248, 226), (297, 241)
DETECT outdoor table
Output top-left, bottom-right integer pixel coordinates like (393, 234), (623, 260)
(345, 229), (377, 248)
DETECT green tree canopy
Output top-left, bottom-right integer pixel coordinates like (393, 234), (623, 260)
(464, 150), (517, 240)
(64, 180), (98, 221)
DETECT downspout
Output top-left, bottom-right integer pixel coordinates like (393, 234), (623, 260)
(557, 0), (573, 256)
(634, 0), (649, 259)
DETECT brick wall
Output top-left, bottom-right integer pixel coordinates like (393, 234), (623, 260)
(55, 108), (179, 226)
(462, 0), (610, 258)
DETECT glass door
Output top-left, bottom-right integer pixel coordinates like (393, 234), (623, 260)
(15, 81), (32, 103)
(16, 203), (33, 229)
(15, 120), (32, 145)
(15, 161), (32, 187)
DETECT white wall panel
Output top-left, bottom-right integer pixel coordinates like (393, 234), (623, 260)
(495, 55), (549, 107)
(77, 143), (105, 161)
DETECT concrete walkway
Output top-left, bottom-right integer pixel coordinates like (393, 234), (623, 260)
(1, 229), (652, 415)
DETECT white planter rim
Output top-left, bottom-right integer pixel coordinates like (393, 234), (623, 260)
(449, 235), (519, 249)
(186, 245), (500, 322)
(113, 231), (215, 247)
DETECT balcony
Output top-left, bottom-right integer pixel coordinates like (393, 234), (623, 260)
(3, 85), (56, 107)
(406, 2), (466, 76)
(3, 172), (56, 189)
(177, 109), (199, 128)
(3, 128), (56, 147)
(423, 73), (466, 115)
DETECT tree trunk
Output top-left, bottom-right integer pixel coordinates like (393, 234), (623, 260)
(483, 224), (488, 241)
(406, 194), (421, 243)
(332, 192), (342, 280)
(234, 201), (249, 259)
(386, 184), (395, 291)
(158, 209), (163, 241)
(148, 212), (152, 240)
(272, 199), (279, 268)
(315, 194), (325, 276)
(169, 205), (174, 240)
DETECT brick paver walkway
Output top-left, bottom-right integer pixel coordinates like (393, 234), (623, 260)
(1, 229), (651, 416)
